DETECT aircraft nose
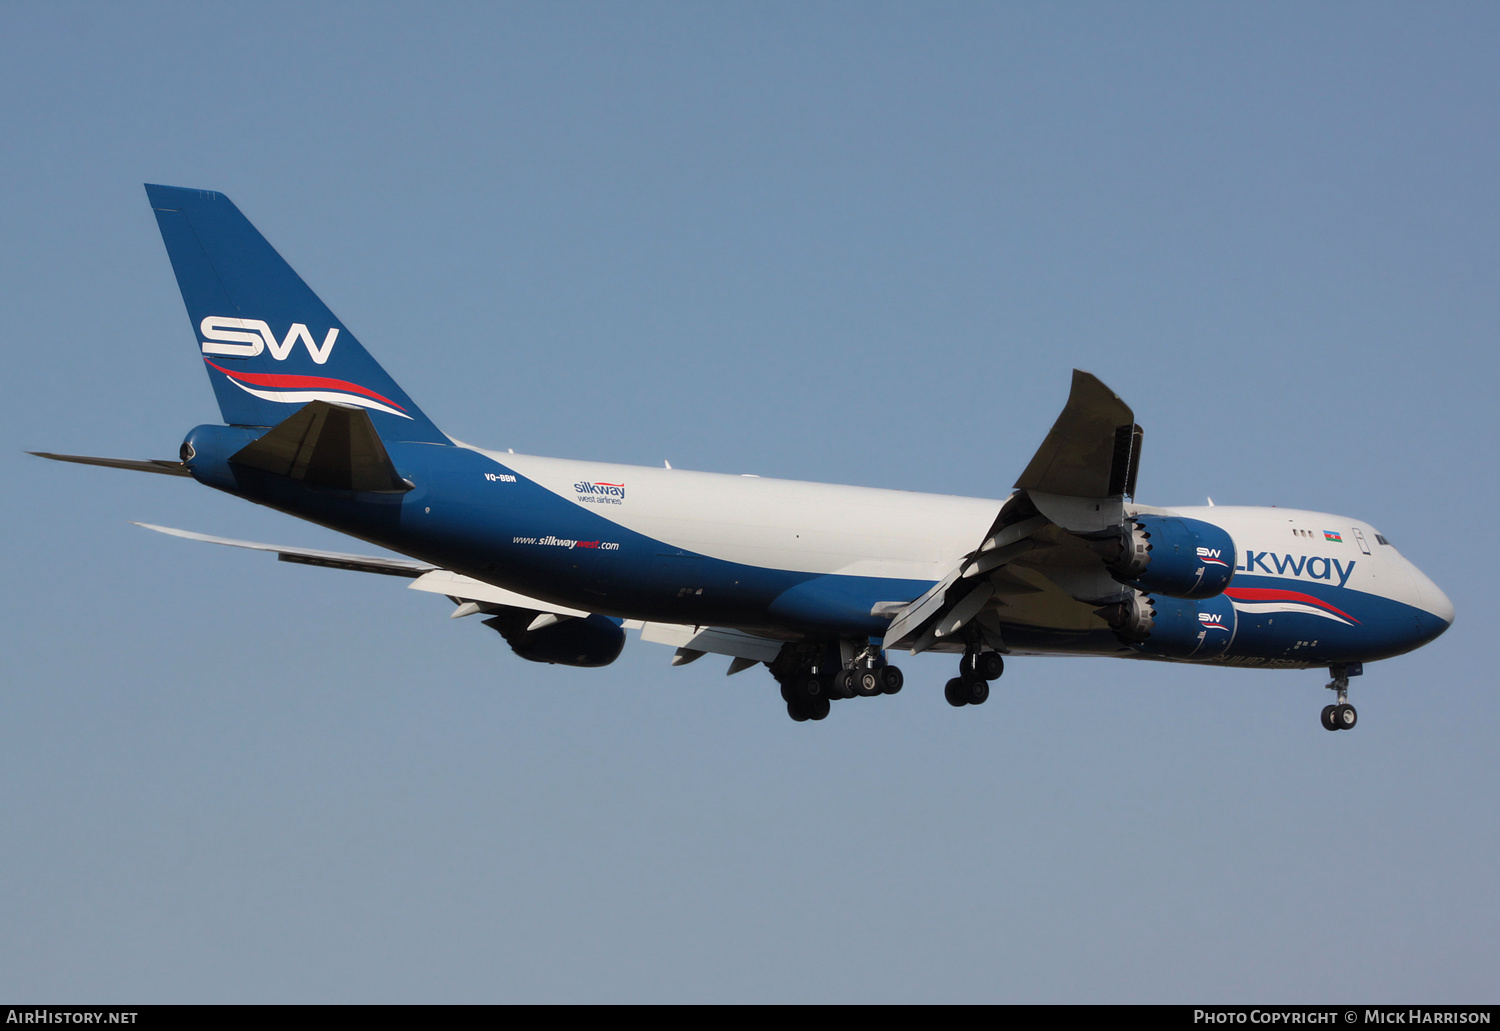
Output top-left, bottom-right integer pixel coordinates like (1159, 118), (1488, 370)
(1411, 566), (1455, 640)
(1427, 584), (1455, 626)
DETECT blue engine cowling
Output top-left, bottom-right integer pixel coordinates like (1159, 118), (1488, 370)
(483, 611), (626, 667)
(1106, 591), (1238, 660)
(1106, 515), (1236, 600)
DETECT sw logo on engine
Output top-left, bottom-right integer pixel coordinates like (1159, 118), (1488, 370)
(1195, 547), (1230, 568)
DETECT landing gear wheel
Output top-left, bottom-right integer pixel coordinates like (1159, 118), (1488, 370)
(833, 669), (856, 699)
(1323, 664), (1358, 732)
(965, 677), (990, 705)
(802, 675), (826, 700)
(787, 700), (809, 722)
(945, 677), (970, 707)
(855, 670), (883, 697)
(879, 666), (904, 694)
(964, 651), (1005, 681)
(806, 695), (831, 721)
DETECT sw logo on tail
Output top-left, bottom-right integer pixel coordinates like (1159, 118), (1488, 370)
(200, 316), (340, 363)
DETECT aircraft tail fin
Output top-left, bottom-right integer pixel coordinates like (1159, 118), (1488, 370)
(145, 184), (447, 444)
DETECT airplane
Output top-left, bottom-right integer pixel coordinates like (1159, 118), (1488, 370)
(32, 184), (1455, 728)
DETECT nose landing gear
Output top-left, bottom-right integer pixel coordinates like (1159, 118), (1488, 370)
(1320, 663), (1361, 731)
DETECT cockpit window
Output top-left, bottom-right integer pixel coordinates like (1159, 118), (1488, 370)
(1375, 534), (1390, 546)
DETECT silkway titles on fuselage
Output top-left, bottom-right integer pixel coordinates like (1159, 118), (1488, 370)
(574, 481), (625, 505)
(1237, 551), (1356, 588)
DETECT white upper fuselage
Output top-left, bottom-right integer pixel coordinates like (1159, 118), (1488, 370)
(480, 447), (1453, 627)
(490, 448), (998, 582)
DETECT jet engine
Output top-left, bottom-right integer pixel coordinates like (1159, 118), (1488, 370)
(483, 611), (626, 667)
(1101, 515), (1236, 599)
(1100, 590), (1238, 661)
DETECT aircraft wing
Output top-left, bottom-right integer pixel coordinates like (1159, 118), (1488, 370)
(637, 622), (786, 674)
(133, 522), (783, 671)
(135, 522), (437, 576)
(1014, 368), (1141, 533)
(882, 370), (1142, 655)
(133, 522), (590, 616)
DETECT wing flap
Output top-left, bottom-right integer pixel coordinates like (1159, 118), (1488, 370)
(639, 623), (785, 663)
(406, 569), (592, 619)
(881, 567), (964, 651)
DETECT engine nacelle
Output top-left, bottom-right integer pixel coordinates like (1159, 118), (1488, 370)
(1101, 590), (1237, 661)
(1104, 515), (1236, 600)
(483, 611), (626, 667)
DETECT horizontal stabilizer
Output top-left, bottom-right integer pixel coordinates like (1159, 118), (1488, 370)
(30, 453), (190, 477)
(231, 400), (412, 493)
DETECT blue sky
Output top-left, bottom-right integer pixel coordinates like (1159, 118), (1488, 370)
(2, 1), (1496, 1002)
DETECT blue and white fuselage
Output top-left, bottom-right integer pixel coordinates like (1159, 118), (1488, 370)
(179, 426), (1452, 671)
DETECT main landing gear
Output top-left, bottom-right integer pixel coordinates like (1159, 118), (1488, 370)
(781, 676), (830, 722)
(1320, 663), (1361, 731)
(945, 649), (1004, 708)
(772, 643), (1008, 721)
(831, 665), (904, 699)
(774, 643), (903, 722)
